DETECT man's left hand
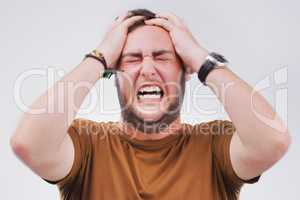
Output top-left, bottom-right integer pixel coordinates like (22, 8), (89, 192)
(145, 12), (208, 74)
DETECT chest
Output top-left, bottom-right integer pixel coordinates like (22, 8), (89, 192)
(87, 138), (216, 200)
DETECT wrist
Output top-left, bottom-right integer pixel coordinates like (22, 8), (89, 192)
(82, 57), (106, 78)
(197, 52), (229, 85)
(85, 49), (115, 79)
(190, 47), (209, 73)
(95, 45), (113, 69)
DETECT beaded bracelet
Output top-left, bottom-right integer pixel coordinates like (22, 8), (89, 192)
(84, 50), (114, 78)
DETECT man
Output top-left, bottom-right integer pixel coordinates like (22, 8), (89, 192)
(11, 9), (290, 200)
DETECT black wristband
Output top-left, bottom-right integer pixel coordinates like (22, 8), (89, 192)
(197, 52), (228, 85)
(84, 54), (114, 78)
(197, 59), (216, 85)
(85, 54), (107, 69)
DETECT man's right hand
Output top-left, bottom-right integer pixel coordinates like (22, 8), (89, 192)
(10, 11), (146, 183)
(96, 12), (145, 69)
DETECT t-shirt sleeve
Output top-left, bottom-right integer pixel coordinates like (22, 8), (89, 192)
(43, 118), (92, 189)
(210, 120), (261, 191)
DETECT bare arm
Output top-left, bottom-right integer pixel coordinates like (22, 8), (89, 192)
(11, 57), (104, 181)
(206, 68), (291, 180)
(145, 12), (291, 180)
(10, 14), (145, 181)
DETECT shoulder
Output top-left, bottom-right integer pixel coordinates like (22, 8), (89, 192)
(181, 120), (236, 151)
(69, 118), (118, 135)
(67, 118), (121, 145)
(184, 119), (235, 136)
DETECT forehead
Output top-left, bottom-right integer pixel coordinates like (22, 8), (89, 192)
(122, 25), (175, 54)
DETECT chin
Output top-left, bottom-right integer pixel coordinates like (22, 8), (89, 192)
(133, 103), (166, 122)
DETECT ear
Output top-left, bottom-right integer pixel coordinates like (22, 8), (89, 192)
(184, 72), (191, 81)
(114, 74), (118, 87)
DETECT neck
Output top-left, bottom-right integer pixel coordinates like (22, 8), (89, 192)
(119, 116), (182, 140)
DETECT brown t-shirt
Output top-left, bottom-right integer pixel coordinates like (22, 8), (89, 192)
(45, 118), (260, 200)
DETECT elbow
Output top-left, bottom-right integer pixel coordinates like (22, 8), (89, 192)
(275, 131), (291, 156)
(10, 134), (31, 163)
(248, 131), (291, 169)
(268, 130), (291, 163)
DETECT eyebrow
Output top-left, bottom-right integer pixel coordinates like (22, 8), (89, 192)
(121, 50), (175, 58)
(153, 50), (174, 57)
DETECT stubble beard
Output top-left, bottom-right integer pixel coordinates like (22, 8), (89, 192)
(116, 74), (185, 134)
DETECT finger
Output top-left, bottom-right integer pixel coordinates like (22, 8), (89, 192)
(108, 13), (128, 29)
(156, 12), (186, 27)
(144, 18), (174, 31)
(115, 11), (133, 23)
(122, 15), (145, 28)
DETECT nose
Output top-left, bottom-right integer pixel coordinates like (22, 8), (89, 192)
(140, 56), (157, 78)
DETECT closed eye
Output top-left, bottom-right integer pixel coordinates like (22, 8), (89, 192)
(154, 55), (173, 62)
(122, 57), (142, 64)
(155, 56), (169, 61)
(153, 51), (175, 62)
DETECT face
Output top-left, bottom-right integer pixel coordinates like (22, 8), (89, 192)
(116, 25), (186, 133)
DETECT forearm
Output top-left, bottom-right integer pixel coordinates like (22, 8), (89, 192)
(11, 13), (146, 169)
(11, 57), (104, 154)
(206, 67), (290, 154)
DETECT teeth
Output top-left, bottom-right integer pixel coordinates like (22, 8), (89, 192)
(139, 86), (161, 93)
(137, 85), (164, 100)
(139, 94), (161, 99)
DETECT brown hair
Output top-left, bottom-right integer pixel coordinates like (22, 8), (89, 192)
(126, 9), (156, 32)
(115, 8), (185, 72)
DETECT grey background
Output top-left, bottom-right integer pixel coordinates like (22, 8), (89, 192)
(1, 0), (299, 199)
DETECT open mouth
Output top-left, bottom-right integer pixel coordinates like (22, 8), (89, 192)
(137, 85), (164, 101)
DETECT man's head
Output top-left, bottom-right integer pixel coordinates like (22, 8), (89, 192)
(115, 9), (187, 133)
